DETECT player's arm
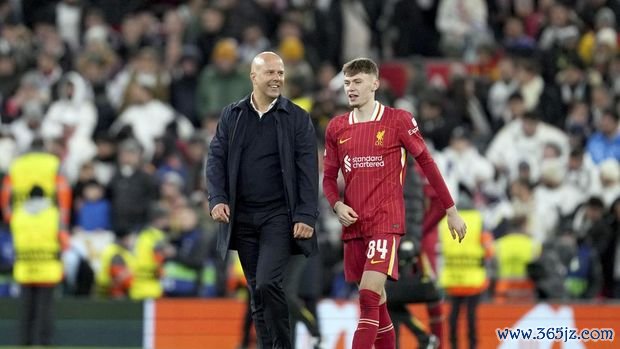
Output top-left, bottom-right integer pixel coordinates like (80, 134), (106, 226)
(322, 120), (340, 208)
(322, 120), (358, 227)
(398, 112), (466, 241)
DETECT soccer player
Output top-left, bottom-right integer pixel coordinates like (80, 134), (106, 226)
(323, 58), (467, 349)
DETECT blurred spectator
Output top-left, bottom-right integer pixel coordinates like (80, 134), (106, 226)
(163, 206), (209, 297)
(502, 17), (536, 56)
(41, 72), (97, 183)
(162, 8), (186, 71)
(0, 223), (14, 298)
(598, 159), (620, 207)
(417, 92), (457, 150)
(111, 73), (194, 160)
(184, 134), (207, 201)
(107, 139), (158, 233)
(196, 38), (250, 132)
(578, 6), (616, 65)
(278, 36), (313, 96)
(487, 57), (519, 130)
(95, 229), (134, 299)
(563, 228), (603, 300)
(448, 76), (491, 139)
(108, 47), (170, 111)
(586, 109), (620, 164)
(7, 101), (44, 154)
(494, 216), (540, 303)
(194, 6), (226, 68)
(441, 126), (494, 197)
(566, 148), (601, 195)
(75, 180), (111, 232)
(436, 0), (491, 61)
(91, 133), (117, 186)
(3, 72), (51, 122)
(170, 45), (202, 127)
(238, 25), (270, 65)
(486, 111), (570, 182)
(130, 203), (172, 300)
(55, 0), (83, 52)
(0, 43), (21, 103)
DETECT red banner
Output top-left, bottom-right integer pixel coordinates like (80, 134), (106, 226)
(152, 299), (619, 349)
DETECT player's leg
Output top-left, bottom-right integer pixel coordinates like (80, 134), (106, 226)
(352, 270), (386, 349)
(355, 234), (401, 349)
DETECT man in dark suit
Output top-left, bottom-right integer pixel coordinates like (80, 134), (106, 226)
(206, 51), (319, 349)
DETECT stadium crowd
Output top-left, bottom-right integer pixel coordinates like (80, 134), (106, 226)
(0, 0), (619, 311)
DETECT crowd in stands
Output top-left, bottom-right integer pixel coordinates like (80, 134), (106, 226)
(0, 0), (619, 302)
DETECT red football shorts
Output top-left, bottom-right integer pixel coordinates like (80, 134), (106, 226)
(343, 233), (401, 283)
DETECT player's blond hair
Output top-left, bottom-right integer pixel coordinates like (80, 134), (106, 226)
(342, 58), (379, 78)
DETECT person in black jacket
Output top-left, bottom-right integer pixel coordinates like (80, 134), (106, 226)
(206, 51), (319, 349)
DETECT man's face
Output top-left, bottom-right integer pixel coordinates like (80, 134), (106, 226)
(251, 56), (285, 99)
(343, 72), (378, 108)
(522, 118), (538, 137)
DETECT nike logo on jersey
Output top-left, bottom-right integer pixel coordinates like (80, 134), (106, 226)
(370, 259), (384, 265)
(339, 137), (352, 144)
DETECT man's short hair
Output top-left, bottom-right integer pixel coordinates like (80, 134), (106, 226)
(342, 58), (379, 77)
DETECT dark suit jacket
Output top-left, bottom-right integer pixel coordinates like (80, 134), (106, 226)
(206, 95), (319, 260)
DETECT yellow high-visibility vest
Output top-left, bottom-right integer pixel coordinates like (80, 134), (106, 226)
(496, 233), (540, 280)
(9, 153), (59, 207)
(439, 210), (485, 289)
(130, 227), (165, 300)
(11, 203), (62, 284)
(96, 243), (134, 297)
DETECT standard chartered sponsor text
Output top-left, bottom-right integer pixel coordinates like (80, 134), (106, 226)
(352, 155), (384, 168)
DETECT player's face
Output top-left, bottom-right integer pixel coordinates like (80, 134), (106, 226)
(343, 72), (378, 108)
(251, 57), (285, 100)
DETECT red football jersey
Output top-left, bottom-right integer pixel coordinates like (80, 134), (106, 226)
(323, 102), (427, 240)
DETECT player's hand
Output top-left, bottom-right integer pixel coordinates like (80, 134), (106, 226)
(211, 203), (230, 223)
(334, 201), (358, 227)
(293, 222), (314, 239)
(446, 206), (466, 243)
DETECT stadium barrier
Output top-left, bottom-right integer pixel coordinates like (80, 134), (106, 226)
(1, 298), (618, 348)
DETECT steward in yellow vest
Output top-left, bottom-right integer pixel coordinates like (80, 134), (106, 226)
(96, 230), (135, 299)
(438, 208), (494, 349)
(494, 216), (540, 303)
(130, 204), (172, 300)
(10, 186), (63, 346)
(2, 147), (72, 230)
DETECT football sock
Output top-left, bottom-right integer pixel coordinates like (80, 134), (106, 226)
(352, 289), (381, 349)
(374, 301), (396, 349)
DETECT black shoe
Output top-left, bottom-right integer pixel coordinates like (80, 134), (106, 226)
(419, 334), (439, 349)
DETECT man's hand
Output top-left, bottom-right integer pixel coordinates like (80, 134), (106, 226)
(334, 201), (358, 227)
(293, 222), (313, 239)
(446, 206), (467, 242)
(211, 203), (230, 223)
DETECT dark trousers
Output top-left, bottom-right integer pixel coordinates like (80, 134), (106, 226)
(20, 285), (55, 346)
(449, 294), (480, 349)
(286, 255), (321, 347)
(234, 208), (292, 349)
(388, 303), (431, 349)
